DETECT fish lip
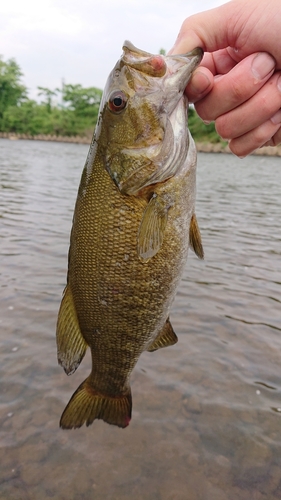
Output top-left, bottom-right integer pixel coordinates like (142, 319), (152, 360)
(121, 43), (203, 80)
(120, 42), (203, 86)
(122, 41), (204, 63)
(165, 47), (204, 93)
(183, 47), (204, 62)
(165, 47), (203, 74)
(122, 41), (167, 77)
(122, 40), (152, 58)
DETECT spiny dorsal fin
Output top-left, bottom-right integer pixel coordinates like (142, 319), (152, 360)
(56, 285), (88, 375)
(137, 193), (170, 262)
(189, 213), (204, 259)
(147, 318), (178, 352)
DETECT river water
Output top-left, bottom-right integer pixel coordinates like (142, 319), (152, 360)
(0, 138), (280, 500)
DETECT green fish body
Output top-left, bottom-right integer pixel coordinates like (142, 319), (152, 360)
(56, 41), (203, 429)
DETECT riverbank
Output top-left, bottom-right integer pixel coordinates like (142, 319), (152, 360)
(195, 141), (281, 157)
(0, 132), (91, 145)
(1, 132), (281, 156)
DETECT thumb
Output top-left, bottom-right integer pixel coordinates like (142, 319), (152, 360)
(170, 2), (236, 55)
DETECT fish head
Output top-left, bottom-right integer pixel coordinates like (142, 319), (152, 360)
(96, 41), (203, 196)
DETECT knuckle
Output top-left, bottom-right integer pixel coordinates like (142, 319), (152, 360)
(228, 78), (246, 104)
(259, 94), (275, 117)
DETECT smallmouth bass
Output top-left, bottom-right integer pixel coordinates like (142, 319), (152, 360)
(56, 41), (203, 429)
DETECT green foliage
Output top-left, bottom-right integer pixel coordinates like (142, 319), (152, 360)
(2, 99), (97, 136)
(0, 56), (27, 130)
(2, 100), (68, 135)
(188, 107), (221, 143)
(0, 54), (103, 136)
(1, 81), (102, 136)
(37, 86), (58, 113)
(61, 84), (102, 118)
(3, 100), (46, 134)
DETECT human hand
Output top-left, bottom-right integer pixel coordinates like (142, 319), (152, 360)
(170, 0), (281, 156)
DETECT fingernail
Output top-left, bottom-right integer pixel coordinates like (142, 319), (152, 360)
(251, 53), (275, 80)
(271, 109), (281, 125)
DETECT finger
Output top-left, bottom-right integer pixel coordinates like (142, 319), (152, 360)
(229, 114), (281, 157)
(263, 123), (281, 147)
(185, 67), (214, 103)
(169, 0), (281, 69)
(185, 50), (239, 103)
(216, 72), (281, 139)
(202, 49), (240, 75)
(195, 52), (276, 122)
(169, 3), (237, 55)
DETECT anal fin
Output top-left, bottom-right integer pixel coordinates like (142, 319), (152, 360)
(147, 318), (178, 352)
(189, 213), (204, 259)
(60, 376), (132, 429)
(56, 285), (88, 375)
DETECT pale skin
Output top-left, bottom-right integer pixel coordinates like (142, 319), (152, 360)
(170, 0), (281, 157)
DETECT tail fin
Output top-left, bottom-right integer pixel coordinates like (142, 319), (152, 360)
(60, 377), (132, 429)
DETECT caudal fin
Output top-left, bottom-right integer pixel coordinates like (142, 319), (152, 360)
(60, 377), (132, 429)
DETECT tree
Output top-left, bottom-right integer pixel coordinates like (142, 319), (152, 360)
(0, 56), (27, 129)
(37, 86), (58, 113)
(3, 100), (53, 135)
(61, 84), (102, 119)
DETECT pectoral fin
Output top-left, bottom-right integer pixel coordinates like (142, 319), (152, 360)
(189, 213), (204, 259)
(147, 318), (178, 352)
(56, 285), (88, 375)
(137, 193), (170, 262)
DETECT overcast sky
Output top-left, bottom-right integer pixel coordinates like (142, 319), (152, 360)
(1, 0), (225, 101)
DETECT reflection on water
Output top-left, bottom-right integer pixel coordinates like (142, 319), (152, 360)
(0, 138), (280, 499)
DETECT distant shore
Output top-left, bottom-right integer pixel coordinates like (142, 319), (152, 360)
(1, 132), (281, 157)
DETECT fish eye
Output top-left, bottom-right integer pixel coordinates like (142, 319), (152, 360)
(108, 91), (127, 113)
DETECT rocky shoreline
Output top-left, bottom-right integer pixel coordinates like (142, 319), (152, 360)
(195, 141), (281, 157)
(0, 132), (91, 145)
(1, 132), (281, 156)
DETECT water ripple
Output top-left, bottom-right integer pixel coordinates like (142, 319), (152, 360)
(0, 141), (281, 498)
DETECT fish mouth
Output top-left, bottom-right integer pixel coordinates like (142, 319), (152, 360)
(122, 41), (203, 64)
(122, 41), (203, 80)
(122, 41), (167, 77)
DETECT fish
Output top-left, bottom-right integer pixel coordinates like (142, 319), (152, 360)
(56, 41), (204, 429)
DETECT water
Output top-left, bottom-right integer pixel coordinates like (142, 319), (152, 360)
(0, 138), (280, 500)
